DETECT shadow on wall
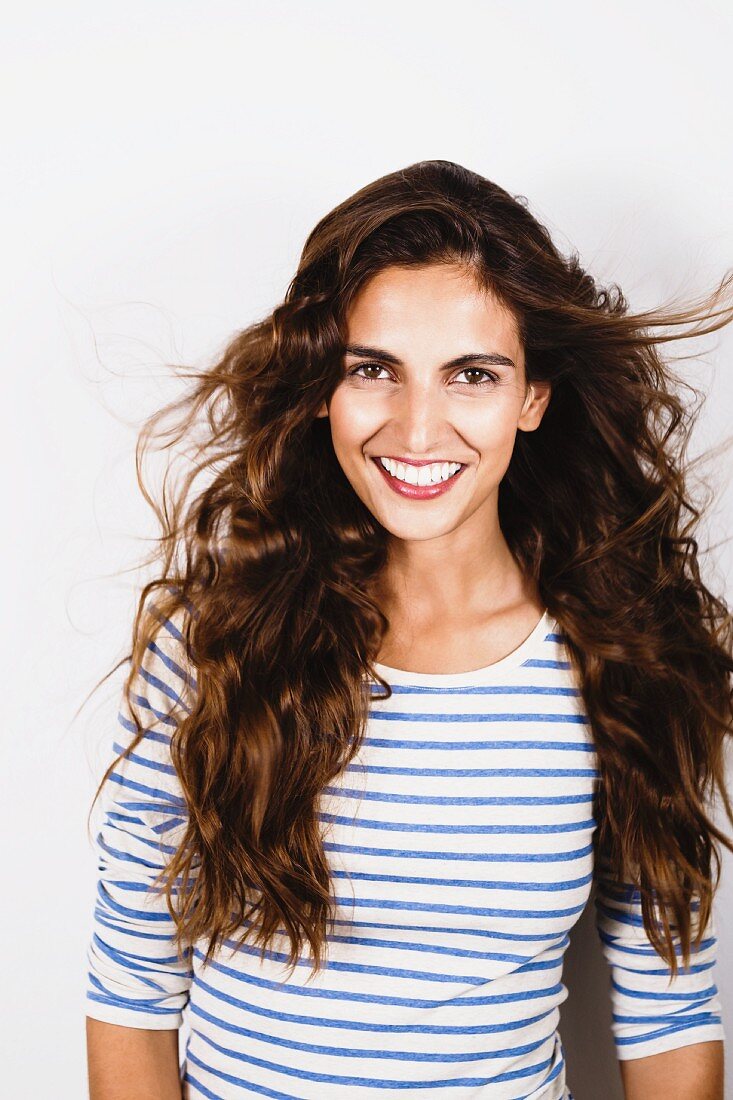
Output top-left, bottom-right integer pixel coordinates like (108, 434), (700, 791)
(560, 882), (624, 1100)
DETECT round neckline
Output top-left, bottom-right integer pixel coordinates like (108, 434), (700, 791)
(371, 609), (557, 685)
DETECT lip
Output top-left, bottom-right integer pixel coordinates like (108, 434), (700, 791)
(375, 455), (458, 467)
(370, 456), (467, 499)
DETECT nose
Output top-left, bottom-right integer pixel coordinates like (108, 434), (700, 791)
(392, 383), (446, 456)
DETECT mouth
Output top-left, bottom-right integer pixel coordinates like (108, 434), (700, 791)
(370, 456), (467, 500)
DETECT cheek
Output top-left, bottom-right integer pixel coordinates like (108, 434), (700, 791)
(460, 401), (521, 455)
(327, 390), (381, 450)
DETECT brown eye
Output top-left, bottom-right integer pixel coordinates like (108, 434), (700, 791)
(453, 368), (500, 387)
(347, 363), (392, 382)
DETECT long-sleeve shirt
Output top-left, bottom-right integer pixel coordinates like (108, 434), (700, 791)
(85, 606), (725, 1099)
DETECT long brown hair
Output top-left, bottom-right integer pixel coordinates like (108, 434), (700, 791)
(87, 159), (733, 982)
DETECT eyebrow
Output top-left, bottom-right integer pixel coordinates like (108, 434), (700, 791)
(344, 343), (515, 370)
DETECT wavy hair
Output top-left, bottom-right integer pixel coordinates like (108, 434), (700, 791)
(87, 159), (733, 982)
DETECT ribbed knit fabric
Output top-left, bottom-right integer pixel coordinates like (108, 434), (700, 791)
(85, 605), (725, 1099)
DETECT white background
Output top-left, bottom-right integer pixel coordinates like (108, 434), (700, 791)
(3, 2), (732, 1097)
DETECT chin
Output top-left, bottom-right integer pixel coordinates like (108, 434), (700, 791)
(378, 515), (462, 540)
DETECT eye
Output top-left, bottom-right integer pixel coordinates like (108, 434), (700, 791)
(346, 362), (392, 382)
(452, 367), (500, 388)
(346, 363), (500, 388)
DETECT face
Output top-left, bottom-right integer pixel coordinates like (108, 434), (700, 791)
(316, 262), (551, 546)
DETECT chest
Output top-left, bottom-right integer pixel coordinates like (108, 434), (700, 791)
(318, 678), (600, 942)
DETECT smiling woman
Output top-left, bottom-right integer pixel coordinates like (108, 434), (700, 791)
(84, 160), (733, 1099)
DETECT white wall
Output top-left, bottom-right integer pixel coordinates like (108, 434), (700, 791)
(4, 2), (732, 1096)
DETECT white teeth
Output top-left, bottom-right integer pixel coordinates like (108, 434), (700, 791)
(378, 457), (462, 485)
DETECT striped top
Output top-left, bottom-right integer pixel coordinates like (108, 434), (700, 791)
(85, 606), (725, 1099)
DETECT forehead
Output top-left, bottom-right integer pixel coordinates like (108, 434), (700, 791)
(345, 263), (521, 354)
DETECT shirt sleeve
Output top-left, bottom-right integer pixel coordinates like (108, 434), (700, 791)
(592, 852), (726, 1060)
(85, 599), (199, 1030)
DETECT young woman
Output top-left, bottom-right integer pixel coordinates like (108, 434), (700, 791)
(84, 160), (732, 1099)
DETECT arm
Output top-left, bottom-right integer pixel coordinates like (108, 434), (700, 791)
(592, 853), (726, 1081)
(86, 1019), (182, 1100)
(85, 599), (198, 1086)
(618, 1038), (724, 1100)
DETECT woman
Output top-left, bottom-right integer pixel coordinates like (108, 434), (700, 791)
(84, 161), (732, 1099)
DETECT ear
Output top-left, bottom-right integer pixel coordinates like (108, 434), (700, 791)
(315, 401), (329, 418)
(517, 380), (551, 432)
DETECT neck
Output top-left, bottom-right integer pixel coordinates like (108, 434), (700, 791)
(373, 532), (537, 629)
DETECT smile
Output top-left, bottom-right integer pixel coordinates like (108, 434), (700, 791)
(371, 456), (467, 499)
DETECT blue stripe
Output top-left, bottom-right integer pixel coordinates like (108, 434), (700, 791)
(367, 712), (588, 726)
(322, 785), (595, 806)
(187, 1030), (557, 1088)
(322, 840), (594, 863)
(328, 868), (594, 893)
(319, 811), (596, 834)
(345, 763), (599, 777)
(615, 1019), (723, 1048)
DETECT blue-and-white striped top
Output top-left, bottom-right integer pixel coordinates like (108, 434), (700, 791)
(85, 606), (725, 1099)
